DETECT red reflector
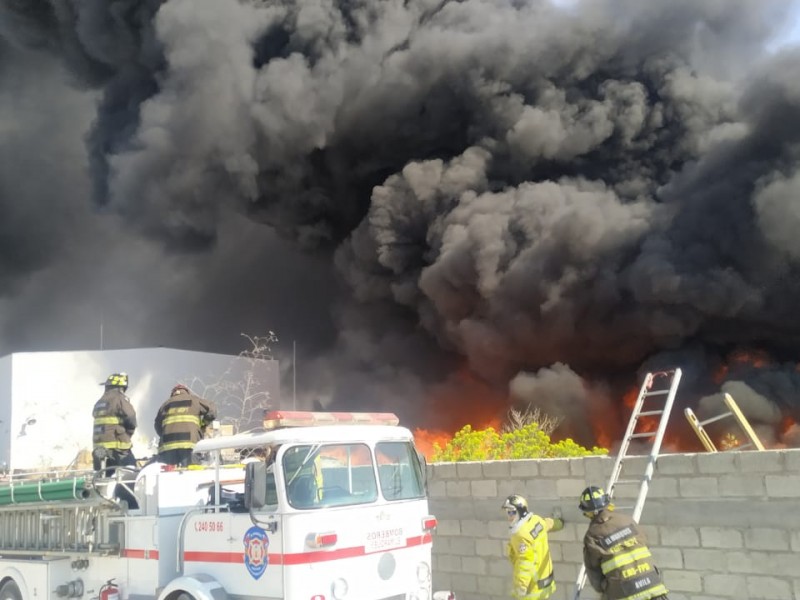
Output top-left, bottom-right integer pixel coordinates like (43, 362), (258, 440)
(306, 531), (338, 548)
(422, 516), (437, 531)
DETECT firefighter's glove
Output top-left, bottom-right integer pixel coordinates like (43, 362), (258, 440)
(552, 517), (565, 531)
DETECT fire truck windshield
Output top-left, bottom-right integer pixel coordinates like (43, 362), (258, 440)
(282, 441), (424, 509)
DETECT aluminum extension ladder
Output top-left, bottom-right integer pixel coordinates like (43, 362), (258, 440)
(684, 393), (765, 452)
(0, 472), (128, 555)
(572, 368), (683, 600)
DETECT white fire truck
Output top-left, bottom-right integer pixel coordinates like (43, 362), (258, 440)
(0, 411), (454, 600)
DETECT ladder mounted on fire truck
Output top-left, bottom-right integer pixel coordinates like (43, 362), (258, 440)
(572, 368), (683, 600)
(684, 393), (765, 452)
(0, 470), (131, 556)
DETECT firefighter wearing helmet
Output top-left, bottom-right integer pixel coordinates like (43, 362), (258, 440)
(92, 372), (137, 473)
(502, 494), (564, 599)
(579, 486), (669, 600)
(154, 383), (217, 467)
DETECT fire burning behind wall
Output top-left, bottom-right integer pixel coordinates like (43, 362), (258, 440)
(2, 1), (800, 455)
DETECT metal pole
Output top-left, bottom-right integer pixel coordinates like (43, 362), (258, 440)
(293, 340), (297, 410)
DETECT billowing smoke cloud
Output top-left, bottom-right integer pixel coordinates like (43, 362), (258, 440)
(3, 0), (800, 444)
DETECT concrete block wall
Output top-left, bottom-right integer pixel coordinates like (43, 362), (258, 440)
(428, 448), (800, 600)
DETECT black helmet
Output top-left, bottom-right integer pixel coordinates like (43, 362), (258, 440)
(171, 384), (189, 396)
(579, 486), (610, 513)
(501, 494), (529, 518)
(102, 373), (129, 391)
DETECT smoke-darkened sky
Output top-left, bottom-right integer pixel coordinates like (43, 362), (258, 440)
(3, 0), (800, 442)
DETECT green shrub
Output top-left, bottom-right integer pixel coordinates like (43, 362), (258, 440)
(430, 423), (607, 462)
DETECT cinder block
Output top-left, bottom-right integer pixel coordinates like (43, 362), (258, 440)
(656, 453), (696, 474)
(539, 458), (571, 477)
(461, 519), (488, 537)
(696, 451), (737, 474)
(639, 524), (659, 544)
(475, 537), (502, 557)
(648, 476), (679, 498)
(556, 478), (586, 498)
(456, 461), (484, 480)
(569, 457), (585, 476)
(457, 573), (478, 593)
(661, 526), (700, 547)
(435, 553), (462, 572)
(765, 474), (800, 497)
(482, 460), (511, 478)
(651, 546), (683, 569)
(436, 519), (461, 536)
(703, 573), (746, 596)
(700, 527), (743, 549)
(560, 541), (584, 563)
(679, 477), (718, 498)
(488, 520), (509, 539)
(462, 556), (487, 575)
(784, 448), (800, 472)
(745, 575), (792, 599)
(449, 537), (476, 556)
(476, 575), (506, 596)
(791, 530), (800, 552)
(428, 479), (447, 498)
(446, 480), (471, 497)
(744, 528), (789, 551)
(661, 569), (702, 592)
(470, 479), (498, 498)
(433, 462), (459, 479)
(509, 459), (540, 478)
(523, 478), (557, 499)
(488, 557), (510, 577)
(498, 478), (529, 498)
(581, 455), (612, 482)
(683, 548), (728, 572)
(718, 474), (765, 497)
(737, 450), (784, 473)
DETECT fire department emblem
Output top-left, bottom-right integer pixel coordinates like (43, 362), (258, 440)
(243, 526), (269, 579)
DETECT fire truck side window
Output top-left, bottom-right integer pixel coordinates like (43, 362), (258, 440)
(375, 441), (425, 501)
(283, 444), (378, 509)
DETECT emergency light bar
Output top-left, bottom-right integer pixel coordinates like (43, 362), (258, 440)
(262, 410), (400, 430)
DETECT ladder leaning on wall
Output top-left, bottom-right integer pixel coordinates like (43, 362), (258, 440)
(572, 368), (683, 600)
(684, 393), (765, 452)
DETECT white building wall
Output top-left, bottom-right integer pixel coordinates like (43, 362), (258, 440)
(2, 347), (280, 471)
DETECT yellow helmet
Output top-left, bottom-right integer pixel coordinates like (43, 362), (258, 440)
(102, 372), (129, 390)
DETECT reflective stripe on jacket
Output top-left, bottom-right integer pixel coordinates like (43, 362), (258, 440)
(507, 514), (559, 600)
(155, 390), (216, 453)
(583, 508), (668, 600)
(92, 388), (137, 451)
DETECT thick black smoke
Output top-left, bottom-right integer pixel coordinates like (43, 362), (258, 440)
(2, 0), (800, 444)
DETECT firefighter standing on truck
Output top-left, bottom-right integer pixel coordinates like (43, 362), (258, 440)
(154, 384), (216, 467)
(502, 494), (564, 600)
(580, 486), (669, 600)
(92, 372), (137, 472)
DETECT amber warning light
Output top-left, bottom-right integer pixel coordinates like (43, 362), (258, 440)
(262, 410), (400, 430)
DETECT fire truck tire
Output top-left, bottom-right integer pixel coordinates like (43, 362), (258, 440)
(0, 580), (22, 600)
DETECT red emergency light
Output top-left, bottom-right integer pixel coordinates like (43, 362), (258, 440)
(263, 410), (400, 430)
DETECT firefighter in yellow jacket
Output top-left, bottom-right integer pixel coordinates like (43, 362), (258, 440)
(502, 494), (564, 599)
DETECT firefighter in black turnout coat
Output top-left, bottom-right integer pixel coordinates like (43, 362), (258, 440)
(580, 486), (669, 600)
(154, 384), (216, 467)
(92, 372), (137, 472)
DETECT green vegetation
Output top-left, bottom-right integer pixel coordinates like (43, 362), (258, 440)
(430, 423), (607, 462)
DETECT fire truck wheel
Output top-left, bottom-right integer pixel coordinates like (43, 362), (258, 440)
(0, 580), (21, 600)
